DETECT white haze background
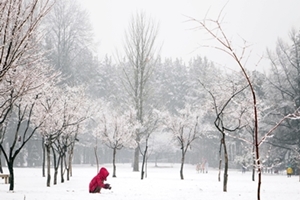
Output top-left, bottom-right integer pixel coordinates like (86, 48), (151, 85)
(82, 0), (300, 71)
(0, 163), (299, 200)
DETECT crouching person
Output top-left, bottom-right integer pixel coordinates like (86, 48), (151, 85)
(89, 167), (112, 193)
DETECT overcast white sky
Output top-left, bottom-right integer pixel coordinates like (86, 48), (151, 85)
(81, 0), (300, 71)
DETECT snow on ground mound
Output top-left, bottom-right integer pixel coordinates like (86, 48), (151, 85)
(0, 163), (299, 200)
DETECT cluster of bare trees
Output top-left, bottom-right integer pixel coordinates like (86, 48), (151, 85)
(189, 9), (300, 200)
(0, 0), (52, 191)
(119, 12), (207, 181)
(0, 0), (93, 190)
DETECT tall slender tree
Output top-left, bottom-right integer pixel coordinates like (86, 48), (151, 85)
(199, 77), (249, 191)
(121, 11), (160, 172)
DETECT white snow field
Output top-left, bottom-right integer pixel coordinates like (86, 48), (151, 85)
(0, 163), (299, 200)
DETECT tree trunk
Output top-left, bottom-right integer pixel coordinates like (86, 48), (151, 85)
(0, 151), (3, 173)
(145, 157), (148, 178)
(68, 147), (74, 178)
(180, 148), (185, 180)
(65, 154), (70, 181)
(133, 147), (139, 172)
(255, 140), (262, 200)
(66, 168), (70, 181)
(218, 139), (223, 182)
(68, 162), (71, 179)
(66, 165), (70, 181)
(68, 132), (77, 179)
(60, 154), (64, 183)
(42, 138), (45, 177)
(53, 168), (58, 185)
(94, 146), (99, 173)
(223, 135), (228, 192)
(8, 161), (14, 191)
(112, 148), (117, 178)
(46, 144), (51, 187)
(252, 145), (255, 181)
(52, 147), (58, 185)
(298, 165), (300, 182)
(141, 145), (148, 180)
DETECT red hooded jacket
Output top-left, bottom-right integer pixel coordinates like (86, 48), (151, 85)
(89, 167), (109, 192)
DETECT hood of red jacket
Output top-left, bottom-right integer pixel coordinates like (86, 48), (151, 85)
(98, 167), (109, 181)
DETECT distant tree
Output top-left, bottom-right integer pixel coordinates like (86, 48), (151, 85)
(87, 99), (106, 172)
(265, 29), (300, 171)
(153, 58), (190, 113)
(148, 131), (176, 167)
(98, 107), (137, 178)
(121, 11), (160, 172)
(162, 104), (202, 180)
(139, 109), (160, 179)
(92, 56), (123, 102)
(43, 0), (97, 86)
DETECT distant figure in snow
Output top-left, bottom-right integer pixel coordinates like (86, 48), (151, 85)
(286, 166), (293, 177)
(242, 165), (247, 173)
(200, 158), (208, 173)
(204, 160), (209, 173)
(89, 167), (111, 193)
(196, 163), (201, 173)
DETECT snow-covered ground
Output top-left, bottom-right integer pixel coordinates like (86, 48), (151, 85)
(0, 163), (299, 200)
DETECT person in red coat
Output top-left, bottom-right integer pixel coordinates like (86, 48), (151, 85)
(89, 167), (111, 193)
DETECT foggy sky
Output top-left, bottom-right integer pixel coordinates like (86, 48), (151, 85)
(82, 0), (300, 71)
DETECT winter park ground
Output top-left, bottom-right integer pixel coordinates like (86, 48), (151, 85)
(0, 163), (299, 200)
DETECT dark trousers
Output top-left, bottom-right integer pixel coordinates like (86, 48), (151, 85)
(90, 186), (101, 193)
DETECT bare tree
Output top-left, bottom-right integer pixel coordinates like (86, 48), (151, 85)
(38, 85), (88, 186)
(0, 0), (52, 178)
(88, 99), (105, 173)
(187, 8), (263, 196)
(190, 9), (300, 200)
(99, 108), (137, 178)
(0, 60), (55, 191)
(162, 104), (201, 180)
(139, 109), (160, 180)
(265, 29), (300, 172)
(199, 78), (248, 191)
(0, 0), (51, 79)
(43, 0), (96, 86)
(122, 11), (160, 172)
